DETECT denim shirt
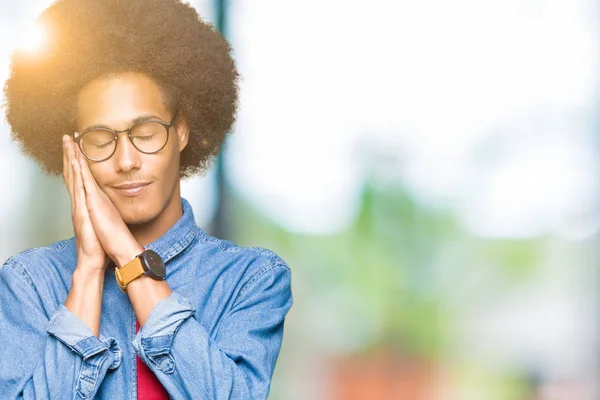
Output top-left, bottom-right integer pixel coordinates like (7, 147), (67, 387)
(0, 198), (293, 399)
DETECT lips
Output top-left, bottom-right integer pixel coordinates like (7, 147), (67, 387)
(112, 182), (151, 197)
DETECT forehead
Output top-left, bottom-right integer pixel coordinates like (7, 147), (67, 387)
(77, 72), (169, 129)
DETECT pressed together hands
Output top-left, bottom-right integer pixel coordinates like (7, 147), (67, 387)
(62, 133), (148, 336)
(62, 134), (143, 273)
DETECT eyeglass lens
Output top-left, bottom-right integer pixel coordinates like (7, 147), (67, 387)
(80, 121), (169, 160)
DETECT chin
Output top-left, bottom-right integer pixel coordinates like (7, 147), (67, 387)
(113, 199), (157, 225)
(121, 213), (154, 226)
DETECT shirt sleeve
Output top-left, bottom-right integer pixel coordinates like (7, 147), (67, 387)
(132, 262), (293, 400)
(0, 261), (122, 399)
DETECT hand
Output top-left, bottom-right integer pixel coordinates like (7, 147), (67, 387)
(73, 143), (143, 267)
(63, 134), (108, 271)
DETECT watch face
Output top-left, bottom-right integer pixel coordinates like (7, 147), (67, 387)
(142, 249), (166, 279)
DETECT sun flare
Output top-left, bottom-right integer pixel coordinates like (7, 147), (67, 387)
(19, 22), (47, 53)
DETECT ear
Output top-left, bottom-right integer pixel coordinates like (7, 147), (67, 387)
(174, 115), (190, 152)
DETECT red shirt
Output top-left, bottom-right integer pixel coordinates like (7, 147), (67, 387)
(136, 320), (169, 400)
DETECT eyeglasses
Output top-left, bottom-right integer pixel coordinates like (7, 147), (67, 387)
(73, 114), (177, 162)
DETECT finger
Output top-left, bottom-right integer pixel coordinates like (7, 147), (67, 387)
(72, 156), (87, 225)
(62, 135), (68, 187)
(77, 149), (99, 198)
(63, 135), (73, 199)
(68, 136), (81, 188)
(67, 138), (77, 212)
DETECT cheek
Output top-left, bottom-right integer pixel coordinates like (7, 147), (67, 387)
(143, 153), (178, 196)
(160, 154), (180, 191)
(163, 142), (181, 175)
(88, 164), (117, 199)
(88, 164), (107, 186)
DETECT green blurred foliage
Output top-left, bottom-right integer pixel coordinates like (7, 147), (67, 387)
(231, 180), (545, 362)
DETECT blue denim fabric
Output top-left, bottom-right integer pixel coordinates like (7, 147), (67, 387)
(0, 198), (293, 399)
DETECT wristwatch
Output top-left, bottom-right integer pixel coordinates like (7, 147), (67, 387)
(115, 248), (166, 292)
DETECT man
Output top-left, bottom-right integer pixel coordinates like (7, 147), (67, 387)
(0, 0), (292, 399)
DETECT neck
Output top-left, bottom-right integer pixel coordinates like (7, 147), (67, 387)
(127, 186), (183, 247)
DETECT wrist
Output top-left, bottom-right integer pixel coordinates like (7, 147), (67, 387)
(128, 278), (171, 326)
(74, 264), (105, 281)
(68, 266), (104, 338)
(71, 267), (104, 296)
(113, 242), (145, 268)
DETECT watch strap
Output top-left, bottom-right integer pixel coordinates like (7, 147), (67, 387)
(115, 254), (145, 292)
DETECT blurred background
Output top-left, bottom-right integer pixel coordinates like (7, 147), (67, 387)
(1, 0), (599, 398)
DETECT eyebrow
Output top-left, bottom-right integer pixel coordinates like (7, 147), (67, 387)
(82, 114), (165, 133)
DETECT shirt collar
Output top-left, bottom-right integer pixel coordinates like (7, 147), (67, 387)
(143, 197), (200, 264)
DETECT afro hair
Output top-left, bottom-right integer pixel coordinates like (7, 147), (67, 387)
(3, 0), (239, 178)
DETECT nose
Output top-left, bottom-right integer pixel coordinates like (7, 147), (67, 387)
(113, 132), (141, 173)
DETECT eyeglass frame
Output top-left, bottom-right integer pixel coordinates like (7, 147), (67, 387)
(73, 113), (178, 162)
